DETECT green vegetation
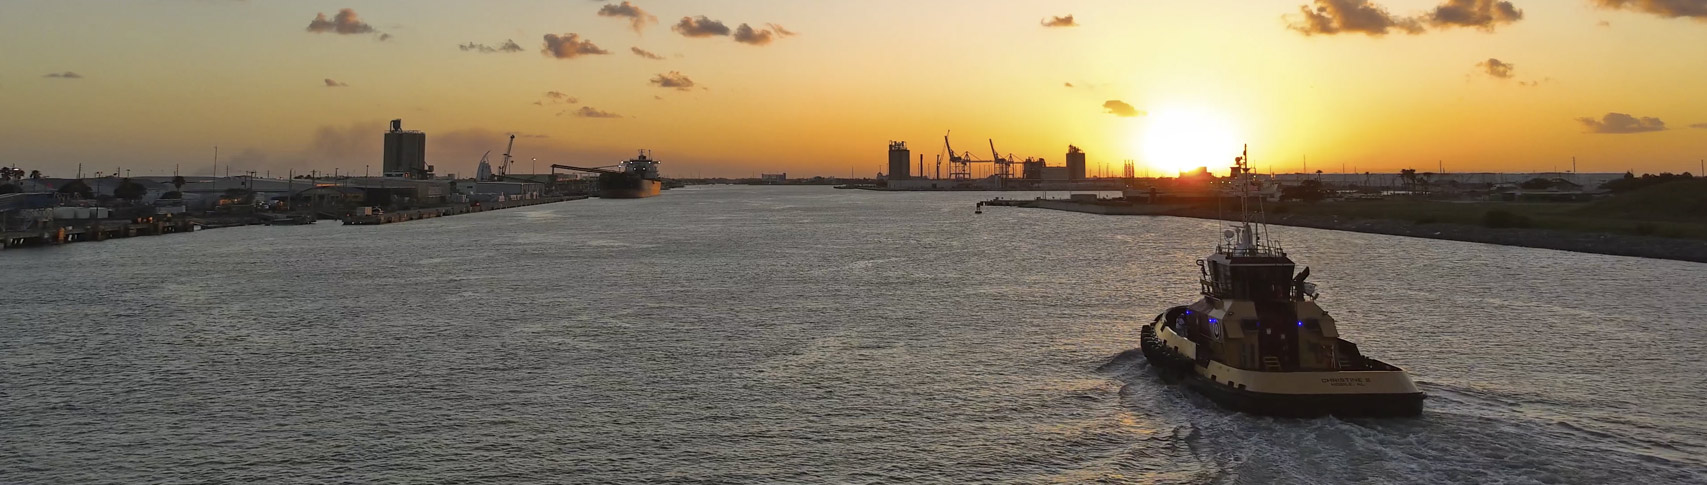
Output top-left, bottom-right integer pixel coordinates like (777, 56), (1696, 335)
(1270, 196), (1707, 240)
(113, 178), (148, 200)
(1600, 172), (1695, 193)
(57, 180), (93, 199)
(1576, 179), (1707, 221)
(1280, 179), (1328, 202)
(1482, 209), (1531, 228)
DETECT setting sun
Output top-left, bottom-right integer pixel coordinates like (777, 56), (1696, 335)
(1139, 105), (1242, 176)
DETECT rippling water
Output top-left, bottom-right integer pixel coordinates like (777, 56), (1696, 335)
(3, 186), (1704, 483)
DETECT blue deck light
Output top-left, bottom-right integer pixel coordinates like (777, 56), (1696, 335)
(1297, 320), (1304, 327)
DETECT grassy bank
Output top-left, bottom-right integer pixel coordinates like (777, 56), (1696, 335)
(1270, 199), (1707, 241)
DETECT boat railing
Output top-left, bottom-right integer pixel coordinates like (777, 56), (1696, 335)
(1214, 243), (1286, 258)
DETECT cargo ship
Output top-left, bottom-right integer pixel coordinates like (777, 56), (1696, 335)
(1138, 146), (1424, 417)
(552, 150), (663, 199)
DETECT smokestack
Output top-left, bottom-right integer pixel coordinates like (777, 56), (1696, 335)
(390, 119), (402, 132)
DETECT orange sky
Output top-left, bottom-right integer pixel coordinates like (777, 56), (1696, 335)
(2, 0), (1705, 178)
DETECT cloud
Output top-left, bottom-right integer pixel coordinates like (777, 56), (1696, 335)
(1476, 58), (1514, 78)
(650, 71), (696, 90)
(598, 1), (658, 32)
(631, 46), (665, 59)
(1288, 0), (1424, 36)
(1102, 100), (1145, 117)
(535, 91), (579, 106)
(732, 23), (795, 45)
(1427, 0), (1523, 30)
(43, 71), (82, 79)
(1592, 0), (1707, 19)
(570, 106), (623, 118)
(1690, 123), (1707, 129)
(324, 78), (349, 87)
(1041, 15), (1077, 27)
(1577, 113), (1667, 134)
(1598, 19), (1613, 26)
(460, 39), (524, 53)
(673, 16), (731, 37)
(1064, 82), (1074, 88)
(542, 33), (610, 59)
(306, 8), (376, 35)
(378, 33), (392, 42)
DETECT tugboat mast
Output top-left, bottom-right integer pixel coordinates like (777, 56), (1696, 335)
(1222, 145), (1278, 257)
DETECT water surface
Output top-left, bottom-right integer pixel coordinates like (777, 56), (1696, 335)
(3, 186), (1703, 483)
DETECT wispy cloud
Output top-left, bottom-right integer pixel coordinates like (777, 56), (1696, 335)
(1592, 0), (1707, 20)
(673, 16), (731, 37)
(460, 39), (524, 53)
(1288, 0), (1523, 36)
(533, 91), (579, 106)
(631, 46), (665, 60)
(1288, 0), (1424, 36)
(1476, 58), (1515, 78)
(1064, 82), (1074, 88)
(306, 8), (377, 35)
(1577, 113), (1667, 134)
(542, 33), (610, 59)
(1689, 122), (1707, 129)
(570, 106), (623, 119)
(43, 71), (83, 79)
(651, 71), (696, 90)
(324, 78), (349, 87)
(1102, 100), (1145, 117)
(1041, 15), (1077, 27)
(598, 1), (658, 33)
(733, 23), (795, 45)
(1427, 0), (1523, 30)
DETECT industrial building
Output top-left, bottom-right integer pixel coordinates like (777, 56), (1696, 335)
(887, 141), (910, 180)
(1066, 145), (1086, 180)
(382, 119), (431, 179)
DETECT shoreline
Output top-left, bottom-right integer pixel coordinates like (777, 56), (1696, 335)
(1000, 200), (1707, 263)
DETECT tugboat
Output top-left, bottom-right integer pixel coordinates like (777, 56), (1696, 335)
(551, 150), (664, 199)
(1139, 146), (1424, 417)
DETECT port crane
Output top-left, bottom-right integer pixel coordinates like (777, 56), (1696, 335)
(499, 134), (516, 175)
(942, 131), (1015, 181)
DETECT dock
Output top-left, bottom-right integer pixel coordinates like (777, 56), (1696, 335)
(3, 218), (202, 250)
(343, 195), (586, 225)
(3, 195), (589, 250)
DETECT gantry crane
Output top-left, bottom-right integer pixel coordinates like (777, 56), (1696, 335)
(942, 131), (1016, 181)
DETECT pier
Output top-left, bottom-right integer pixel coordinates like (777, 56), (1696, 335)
(342, 195), (586, 225)
(2, 195), (589, 250)
(2, 218), (201, 250)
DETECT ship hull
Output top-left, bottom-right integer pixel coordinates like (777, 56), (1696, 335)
(1141, 323), (1424, 418)
(596, 174), (662, 199)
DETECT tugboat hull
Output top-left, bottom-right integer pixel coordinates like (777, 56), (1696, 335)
(1141, 323), (1424, 418)
(1181, 376), (1424, 417)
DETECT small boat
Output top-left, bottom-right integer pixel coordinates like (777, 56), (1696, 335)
(1139, 146), (1424, 417)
